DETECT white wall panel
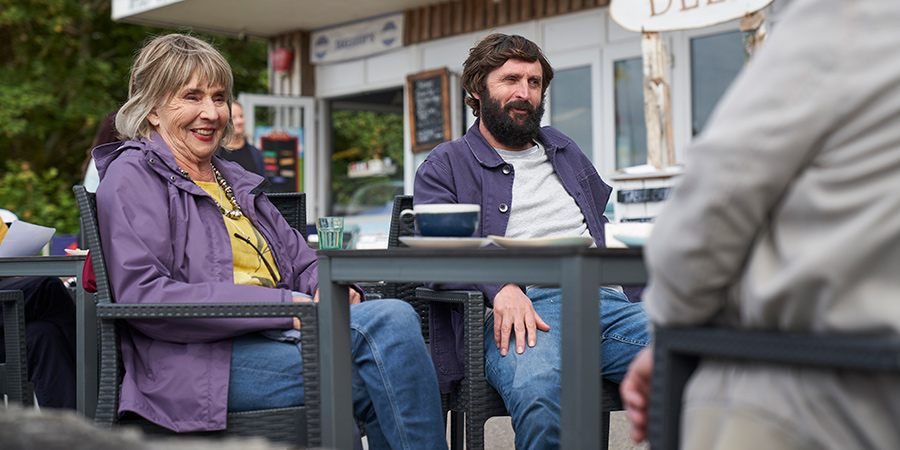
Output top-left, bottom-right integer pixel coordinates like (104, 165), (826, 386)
(421, 35), (471, 74)
(366, 49), (412, 86)
(542, 10), (605, 52)
(317, 59), (365, 97)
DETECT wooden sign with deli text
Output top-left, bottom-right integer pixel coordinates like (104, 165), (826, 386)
(611, 0), (774, 32)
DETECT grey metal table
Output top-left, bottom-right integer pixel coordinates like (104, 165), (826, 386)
(0, 255), (95, 418)
(317, 246), (647, 449)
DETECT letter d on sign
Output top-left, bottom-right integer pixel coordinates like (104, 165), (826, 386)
(650, 0), (673, 16)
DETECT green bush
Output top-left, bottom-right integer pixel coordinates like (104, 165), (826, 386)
(0, 159), (80, 234)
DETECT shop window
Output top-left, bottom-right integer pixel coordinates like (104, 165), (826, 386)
(613, 57), (646, 170)
(550, 66), (593, 161)
(690, 30), (744, 136)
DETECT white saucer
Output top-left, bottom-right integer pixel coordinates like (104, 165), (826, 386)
(65, 248), (89, 256)
(612, 235), (648, 248)
(399, 236), (493, 249)
(488, 235), (595, 248)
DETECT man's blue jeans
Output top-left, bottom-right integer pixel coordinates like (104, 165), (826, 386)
(484, 287), (651, 450)
(228, 299), (448, 450)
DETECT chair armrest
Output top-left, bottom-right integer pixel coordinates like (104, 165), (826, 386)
(358, 282), (387, 300)
(93, 301), (321, 429)
(649, 326), (900, 450)
(414, 287), (484, 306)
(95, 302), (316, 321)
(415, 287), (488, 398)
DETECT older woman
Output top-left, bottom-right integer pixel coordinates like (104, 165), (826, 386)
(92, 34), (447, 449)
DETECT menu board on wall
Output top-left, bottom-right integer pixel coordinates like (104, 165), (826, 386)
(257, 127), (304, 193)
(407, 68), (451, 153)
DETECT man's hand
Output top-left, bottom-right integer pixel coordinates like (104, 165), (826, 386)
(492, 283), (550, 356)
(620, 347), (653, 443)
(310, 288), (361, 305)
(294, 288), (359, 331)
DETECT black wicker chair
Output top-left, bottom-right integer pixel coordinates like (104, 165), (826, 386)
(0, 289), (33, 407)
(74, 186), (320, 447)
(390, 195), (624, 450)
(649, 326), (900, 450)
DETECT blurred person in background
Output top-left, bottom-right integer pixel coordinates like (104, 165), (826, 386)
(82, 110), (120, 193)
(0, 213), (77, 409)
(215, 101), (265, 177)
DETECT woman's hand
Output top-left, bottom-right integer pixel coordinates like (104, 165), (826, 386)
(291, 293), (313, 330)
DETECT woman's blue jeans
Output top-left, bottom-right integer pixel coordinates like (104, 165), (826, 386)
(228, 299), (448, 450)
(484, 287), (651, 450)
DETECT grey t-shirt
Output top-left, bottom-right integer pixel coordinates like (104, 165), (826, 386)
(491, 142), (607, 299)
(494, 142), (594, 242)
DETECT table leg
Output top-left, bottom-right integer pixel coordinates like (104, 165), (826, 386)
(318, 259), (355, 449)
(74, 258), (97, 419)
(560, 256), (602, 449)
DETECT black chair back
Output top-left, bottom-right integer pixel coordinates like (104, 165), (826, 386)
(267, 192), (307, 239)
(387, 195), (430, 342)
(0, 289), (32, 406)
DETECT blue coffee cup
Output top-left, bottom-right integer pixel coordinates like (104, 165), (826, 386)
(399, 204), (480, 237)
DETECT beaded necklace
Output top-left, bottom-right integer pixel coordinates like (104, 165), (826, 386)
(180, 165), (243, 219)
(211, 165), (243, 219)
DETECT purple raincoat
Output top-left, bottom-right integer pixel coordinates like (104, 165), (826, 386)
(93, 133), (318, 432)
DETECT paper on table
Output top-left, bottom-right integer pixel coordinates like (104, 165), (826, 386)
(0, 221), (56, 257)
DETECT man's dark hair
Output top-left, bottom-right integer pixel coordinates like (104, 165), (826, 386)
(461, 33), (554, 117)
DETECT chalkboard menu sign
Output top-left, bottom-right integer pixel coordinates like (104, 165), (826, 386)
(407, 68), (451, 153)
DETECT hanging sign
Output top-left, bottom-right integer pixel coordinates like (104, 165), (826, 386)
(310, 13), (404, 64)
(610, 0), (774, 32)
(111, 0), (183, 20)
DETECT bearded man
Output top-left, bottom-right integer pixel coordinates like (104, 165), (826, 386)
(413, 33), (651, 450)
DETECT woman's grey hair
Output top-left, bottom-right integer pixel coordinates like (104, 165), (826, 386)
(116, 34), (235, 143)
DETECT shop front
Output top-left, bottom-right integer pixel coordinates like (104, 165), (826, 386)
(112, 0), (790, 246)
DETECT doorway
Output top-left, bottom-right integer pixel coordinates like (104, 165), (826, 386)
(328, 87), (404, 248)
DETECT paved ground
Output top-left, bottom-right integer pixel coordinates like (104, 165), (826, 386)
(482, 411), (649, 450)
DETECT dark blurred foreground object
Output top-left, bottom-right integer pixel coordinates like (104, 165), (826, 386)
(0, 406), (281, 450)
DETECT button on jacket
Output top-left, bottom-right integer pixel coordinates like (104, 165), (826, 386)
(414, 120), (612, 392)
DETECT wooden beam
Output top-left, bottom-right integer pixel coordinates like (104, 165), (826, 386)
(419, 8), (430, 44)
(463, 0), (474, 32)
(498, 0), (509, 26)
(441, 2), (453, 38)
(404, 10), (416, 45)
(641, 32), (676, 169)
(453, 0), (464, 34)
(486, 0), (496, 28)
(474, 0), (486, 31)
(521, 0), (533, 21)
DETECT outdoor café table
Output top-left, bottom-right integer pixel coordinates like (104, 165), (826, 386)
(0, 255), (95, 417)
(316, 246), (647, 449)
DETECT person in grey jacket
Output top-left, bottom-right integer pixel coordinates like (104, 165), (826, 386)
(621, 0), (900, 448)
(94, 33), (447, 449)
(414, 33), (650, 449)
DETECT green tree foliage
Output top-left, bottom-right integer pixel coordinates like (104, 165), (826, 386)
(330, 110), (404, 208)
(0, 0), (268, 226)
(0, 160), (79, 233)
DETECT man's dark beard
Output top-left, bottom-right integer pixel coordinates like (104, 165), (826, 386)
(479, 92), (545, 149)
